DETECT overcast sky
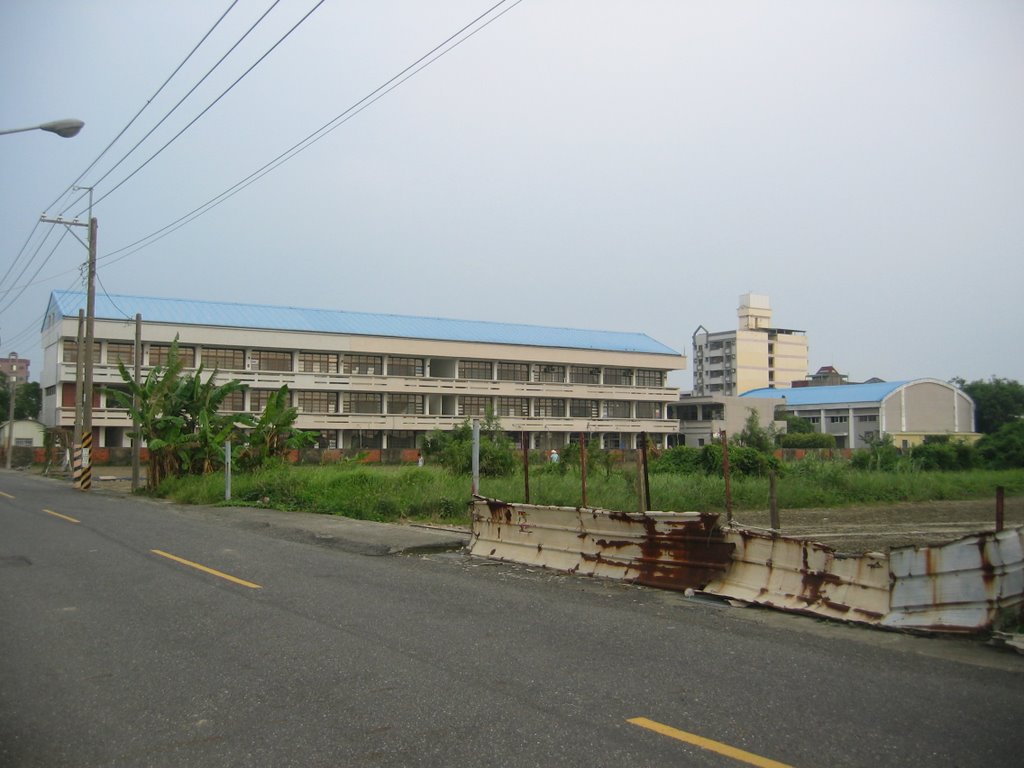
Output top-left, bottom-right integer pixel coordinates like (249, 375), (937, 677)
(2, 0), (1021, 389)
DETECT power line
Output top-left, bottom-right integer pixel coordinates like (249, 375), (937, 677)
(80, 0), (325, 214)
(0, 1), (243, 315)
(0, 228), (71, 316)
(0, 274), (84, 354)
(0, 185), (80, 301)
(56, 0), (242, 219)
(100, 0), (524, 266)
(2, 0), (524, 334)
(96, 271), (132, 320)
(0, 0), (282, 321)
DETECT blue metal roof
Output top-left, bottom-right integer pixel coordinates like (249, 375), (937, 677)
(740, 381), (909, 405)
(47, 291), (681, 356)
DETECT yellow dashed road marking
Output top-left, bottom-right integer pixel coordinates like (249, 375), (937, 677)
(628, 717), (795, 768)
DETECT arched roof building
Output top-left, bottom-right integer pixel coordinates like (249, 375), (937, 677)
(740, 379), (977, 450)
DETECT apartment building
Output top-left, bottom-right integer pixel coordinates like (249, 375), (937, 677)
(692, 293), (808, 396)
(0, 354), (31, 384)
(40, 291), (685, 452)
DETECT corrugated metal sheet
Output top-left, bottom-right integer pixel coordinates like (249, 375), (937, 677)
(468, 498), (1024, 634)
(740, 381), (908, 404)
(702, 529), (891, 623)
(469, 499), (734, 591)
(47, 290), (680, 355)
(883, 527), (1024, 632)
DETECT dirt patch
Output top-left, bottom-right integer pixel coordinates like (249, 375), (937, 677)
(730, 496), (1024, 554)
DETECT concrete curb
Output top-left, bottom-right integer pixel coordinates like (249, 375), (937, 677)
(178, 504), (470, 556)
(31, 470), (471, 556)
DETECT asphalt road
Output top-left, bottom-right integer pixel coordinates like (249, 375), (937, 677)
(2, 471), (1022, 767)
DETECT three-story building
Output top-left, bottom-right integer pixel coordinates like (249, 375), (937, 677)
(41, 291), (685, 453)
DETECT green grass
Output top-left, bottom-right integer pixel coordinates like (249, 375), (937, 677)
(153, 461), (1024, 524)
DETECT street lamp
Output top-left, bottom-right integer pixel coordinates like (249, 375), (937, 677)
(0, 118), (85, 138)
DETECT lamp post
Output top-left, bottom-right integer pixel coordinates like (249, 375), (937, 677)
(2, 115), (88, 482)
(5, 353), (16, 470)
(0, 119), (84, 138)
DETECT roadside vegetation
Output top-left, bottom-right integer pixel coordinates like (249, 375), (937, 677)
(156, 460), (1023, 525)
(103, 338), (316, 490)
(115, 368), (1022, 525)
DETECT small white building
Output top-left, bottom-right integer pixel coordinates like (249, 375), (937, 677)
(0, 418), (46, 449)
(669, 394), (786, 448)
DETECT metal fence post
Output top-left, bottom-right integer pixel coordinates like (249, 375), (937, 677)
(471, 419), (480, 496)
(522, 430), (530, 503)
(580, 432), (588, 508)
(225, 439), (232, 501)
(721, 430), (732, 526)
(639, 431), (651, 512)
(996, 485), (1005, 532)
(769, 469), (780, 532)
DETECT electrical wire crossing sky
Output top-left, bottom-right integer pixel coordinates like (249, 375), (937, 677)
(1, 0), (1021, 387)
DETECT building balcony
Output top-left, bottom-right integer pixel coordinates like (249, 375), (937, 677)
(52, 405), (678, 435)
(74, 363), (676, 401)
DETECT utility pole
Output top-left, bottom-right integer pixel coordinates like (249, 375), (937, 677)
(132, 313), (141, 491)
(74, 310), (84, 485)
(41, 187), (96, 491)
(82, 216), (97, 490)
(5, 353), (16, 470)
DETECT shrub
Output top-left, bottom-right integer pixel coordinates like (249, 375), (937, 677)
(910, 438), (979, 471)
(423, 414), (517, 476)
(976, 421), (1024, 469)
(780, 432), (836, 450)
(728, 445), (777, 477)
(852, 434), (901, 471)
(700, 443), (776, 477)
(557, 440), (616, 477)
(650, 445), (702, 474)
(736, 408), (776, 453)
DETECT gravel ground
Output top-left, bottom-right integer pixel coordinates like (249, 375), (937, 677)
(728, 495), (1024, 554)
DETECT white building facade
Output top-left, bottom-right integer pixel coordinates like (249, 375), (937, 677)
(41, 292), (686, 452)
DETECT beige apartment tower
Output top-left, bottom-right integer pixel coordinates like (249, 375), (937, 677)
(692, 293), (808, 396)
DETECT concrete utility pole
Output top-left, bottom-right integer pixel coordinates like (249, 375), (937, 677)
(5, 353), (16, 469)
(74, 311), (84, 484)
(131, 313), (142, 491)
(41, 188), (97, 490)
(82, 216), (97, 490)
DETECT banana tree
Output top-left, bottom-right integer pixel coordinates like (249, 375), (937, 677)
(105, 340), (251, 490)
(235, 385), (316, 470)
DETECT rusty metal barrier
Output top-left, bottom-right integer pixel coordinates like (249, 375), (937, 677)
(698, 526), (1024, 632)
(882, 527), (1024, 632)
(469, 499), (734, 591)
(470, 497), (1024, 633)
(702, 529), (891, 624)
